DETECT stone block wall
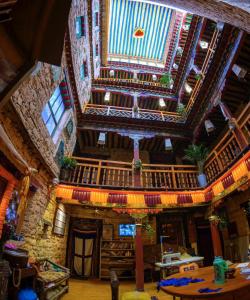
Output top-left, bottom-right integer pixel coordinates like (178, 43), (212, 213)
(0, 43), (78, 264)
(68, 0), (92, 111)
(92, 0), (101, 79)
(10, 61), (77, 177)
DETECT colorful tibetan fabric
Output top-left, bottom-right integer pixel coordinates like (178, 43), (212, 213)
(177, 194), (193, 204)
(59, 80), (71, 109)
(107, 193), (127, 205)
(72, 190), (90, 202)
(144, 194), (161, 207)
(157, 277), (204, 291)
(222, 173), (234, 189)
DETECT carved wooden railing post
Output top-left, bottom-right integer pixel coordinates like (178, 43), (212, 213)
(219, 101), (248, 150)
(96, 160), (102, 185)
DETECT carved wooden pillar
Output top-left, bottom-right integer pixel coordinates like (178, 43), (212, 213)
(135, 223), (144, 291)
(132, 136), (141, 187)
(219, 101), (248, 149)
(209, 217), (223, 257)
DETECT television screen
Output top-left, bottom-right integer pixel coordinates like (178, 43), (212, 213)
(119, 224), (136, 237)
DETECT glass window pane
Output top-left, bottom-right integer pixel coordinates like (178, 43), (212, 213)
(54, 102), (65, 122)
(51, 95), (63, 115)
(46, 116), (56, 135)
(49, 87), (61, 107)
(41, 103), (51, 123)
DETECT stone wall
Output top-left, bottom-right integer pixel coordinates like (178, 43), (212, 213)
(68, 0), (92, 111)
(92, 0), (101, 79)
(0, 43), (77, 264)
(10, 61), (77, 176)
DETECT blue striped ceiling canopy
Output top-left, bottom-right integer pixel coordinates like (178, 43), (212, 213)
(108, 0), (179, 67)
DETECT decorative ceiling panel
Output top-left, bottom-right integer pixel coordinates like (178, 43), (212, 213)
(108, 0), (175, 66)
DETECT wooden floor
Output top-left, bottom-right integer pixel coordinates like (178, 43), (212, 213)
(62, 279), (173, 300)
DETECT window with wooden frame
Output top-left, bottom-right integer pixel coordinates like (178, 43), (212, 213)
(75, 16), (86, 39)
(80, 61), (88, 80)
(41, 87), (65, 136)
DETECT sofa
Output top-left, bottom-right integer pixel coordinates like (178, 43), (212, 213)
(33, 259), (70, 300)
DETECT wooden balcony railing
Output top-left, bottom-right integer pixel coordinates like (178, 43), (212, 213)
(63, 157), (199, 190)
(204, 102), (250, 183)
(141, 164), (199, 189)
(83, 103), (184, 123)
(64, 103), (249, 190)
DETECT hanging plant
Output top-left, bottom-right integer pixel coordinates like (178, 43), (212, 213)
(61, 156), (77, 170)
(142, 222), (155, 237)
(159, 73), (173, 88)
(176, 103), (186, 116)
(195, 74), (202, 81)
(133, 159), (143, 171)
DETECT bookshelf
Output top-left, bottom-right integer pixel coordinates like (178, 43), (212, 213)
(100, 239), (135, 279)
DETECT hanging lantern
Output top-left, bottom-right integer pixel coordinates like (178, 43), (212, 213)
(173, 63), (178, 70)
(98, 132), (106, 145)
(104, 92), (110, 102)
(232, 64), (247, 79)
(205, 119), (215, 134)
(185, 83), (192, 94)
(165, 138), (172, 151)
(109, 70), (115, 77)
(199, 40), (209, 49)
(159, 98), (166, 107)
(152, 74), (157, 81)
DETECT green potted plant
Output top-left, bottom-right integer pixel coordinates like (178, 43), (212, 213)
(159, 73), (173, 89)
(176, 103), (186, 117)
(60, 156), (77, 181)
(184, 144), (209, 187)
(133, 159), (143, 171)
(195, 74), (202, 81)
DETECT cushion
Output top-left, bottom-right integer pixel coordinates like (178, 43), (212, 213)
(38, 271), (67, 283)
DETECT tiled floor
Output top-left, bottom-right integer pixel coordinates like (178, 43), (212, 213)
(62, 279), (173, 300)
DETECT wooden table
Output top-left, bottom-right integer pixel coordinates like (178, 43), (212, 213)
(160, 265), (250, 300)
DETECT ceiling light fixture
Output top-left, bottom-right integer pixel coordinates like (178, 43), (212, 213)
(98, 132), (106, 145)
(159, 98), (166, 107)
(109, 70), (114, 77)
(165, 138), (172, 151)
(205, 120), (215, 134)
(199, 40), (209, 49)
(185, 83), (192, 94)
(152, 74), (157, 81)
(104, 92), (110, 102)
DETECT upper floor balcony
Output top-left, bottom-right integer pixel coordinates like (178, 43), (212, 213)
(61, 103), (250, 191)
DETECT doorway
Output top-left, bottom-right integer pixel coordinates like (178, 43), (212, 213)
(67, 218), (102, 278)
(196, 219), (214, 266)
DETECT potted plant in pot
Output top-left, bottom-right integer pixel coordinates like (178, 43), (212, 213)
(184, 144), (209, 187)
(159, 73), (173, 89)
(60, 156), (77, 181)
(133, 159), (143, 172)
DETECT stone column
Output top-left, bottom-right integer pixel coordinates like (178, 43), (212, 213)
(209, 216), (223, 257)
(218, 101), (248, 149)
(135, 223), (144, 291)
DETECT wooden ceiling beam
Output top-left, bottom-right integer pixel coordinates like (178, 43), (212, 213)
(77, 123), (192, 141)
